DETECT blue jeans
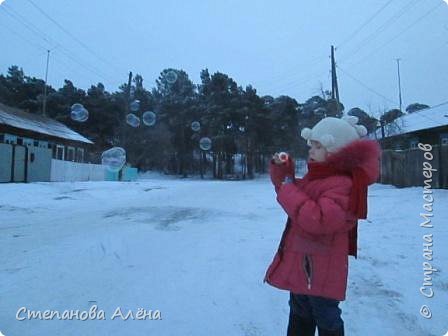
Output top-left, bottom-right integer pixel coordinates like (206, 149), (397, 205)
(289, 292), (344, 331)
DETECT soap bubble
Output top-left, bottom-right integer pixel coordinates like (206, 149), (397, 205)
(142, 111), (156, 126)
(191, 121), (200, 132)
(199, 137), (212, 151)
(70, 103), (89, 122)
(166, 70), (178, 84)
(102, 147), (126, 172)
(130, 100), (140, 112)
(126, 113), (140, 128)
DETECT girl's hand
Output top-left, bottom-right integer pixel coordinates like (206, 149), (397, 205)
(272, 152), (289, 165)
(270, 152), (295, 192)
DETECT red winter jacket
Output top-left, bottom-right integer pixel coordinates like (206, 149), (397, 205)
(264, 140), (381, 301)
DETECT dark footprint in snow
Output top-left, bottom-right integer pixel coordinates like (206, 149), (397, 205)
(3, 267), (24, 274)
(143, 186), (165, 192)
(351, 276), (402, 300)
(103, 206), (209, 231)
(54, 196), (74, 200)
(350, 275), (430, 335)
(238, 322), (262, 336)
(358, 255), (394, 267)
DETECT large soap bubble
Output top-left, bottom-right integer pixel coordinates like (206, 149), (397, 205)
(199, 137), (212, 151)
(101, 147), (126, 172)
(126, 113), (140, 128)
(142, 111), (156, 126)
(70, 103), (89, 122)
(130, 100), (140, 112)
(166, 70), (178, 84)
(191, 121), (200, 132)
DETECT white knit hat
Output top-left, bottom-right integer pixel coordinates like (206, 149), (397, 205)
(300, 116), (367, 153)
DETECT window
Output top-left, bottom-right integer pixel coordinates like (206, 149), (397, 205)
(441, 133), (448, 146)
(17, 138), (23, 145)
(24, 138), (33, 147)
(56, 145), (65, 160)
(5, 134), (17, 144)
(409, 138), (418, 149)
(76, 148), (84, 162)
(34, 140), (39, 147)
(0, 134), (4, 142)
(67, 146), (75, 161)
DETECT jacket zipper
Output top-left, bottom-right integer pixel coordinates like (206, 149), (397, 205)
(302, 254), (313, 290)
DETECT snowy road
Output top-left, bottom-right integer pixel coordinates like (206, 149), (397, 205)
(0, 176), (447, 335)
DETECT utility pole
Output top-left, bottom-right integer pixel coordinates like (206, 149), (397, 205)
(121, 71), (133, 147)
(396, 58), (403, 112)
(331, 46), (340, 114)
(42, 49), (50, 117)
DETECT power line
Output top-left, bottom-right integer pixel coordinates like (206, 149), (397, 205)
(1, 3), (117, 85)
(336, 0), (395, 49)
(336, 65), (396, 104)
(0, 15), (48, 52)
(261, 67), (329, 96)
(255, 54), (328, 86)
(340, 0), (422, 63)
(1, 5), (56, 47)
(24, 0), (125, 75)
(347, 1), (444, 68)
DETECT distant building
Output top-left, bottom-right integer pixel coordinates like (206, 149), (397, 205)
(0, 102), (93, 162)
(0, 103), (94, 182)
(372, 102), (448, 150)
(371, 102), (448, 188)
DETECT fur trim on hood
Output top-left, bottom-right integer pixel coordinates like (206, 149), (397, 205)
(325, 139), (381, 184)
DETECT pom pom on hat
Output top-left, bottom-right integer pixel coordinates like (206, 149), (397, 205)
(300, 116), (367, 153)
(354, 124), (368, 137)
(301, 128), (312, 140)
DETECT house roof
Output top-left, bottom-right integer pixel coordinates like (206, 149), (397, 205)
(371, 101), (448, 139)
(0, 103), (93, 144)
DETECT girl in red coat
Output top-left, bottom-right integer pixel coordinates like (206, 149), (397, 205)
(264, 116), (381, 336)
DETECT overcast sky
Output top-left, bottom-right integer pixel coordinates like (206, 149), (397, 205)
(1, 0), (447, 117)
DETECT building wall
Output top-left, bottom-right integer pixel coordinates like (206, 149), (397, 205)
(0, 130), (89, 163)
(27, 146), (52, 182)
(12, 145), (26, 182)
(0, 143), (12, 182)
(50, 160), (105, 182)
(379, 125), (448, 150)
(0, 143), (52, 182)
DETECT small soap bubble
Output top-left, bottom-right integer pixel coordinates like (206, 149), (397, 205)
(142, 111), (156, 126)
(130, 100), (140, 112)
(199, 137), (212, 151)
(191, 121), (200, 132)
(166, 70), (178, 84)
(126, 113), (140, 128)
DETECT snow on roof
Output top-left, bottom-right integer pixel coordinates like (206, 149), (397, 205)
(0, 103), (93, 144)
(371, 102), (448, 139)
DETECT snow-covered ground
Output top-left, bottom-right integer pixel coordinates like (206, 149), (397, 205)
(0, 175), (447, 336)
